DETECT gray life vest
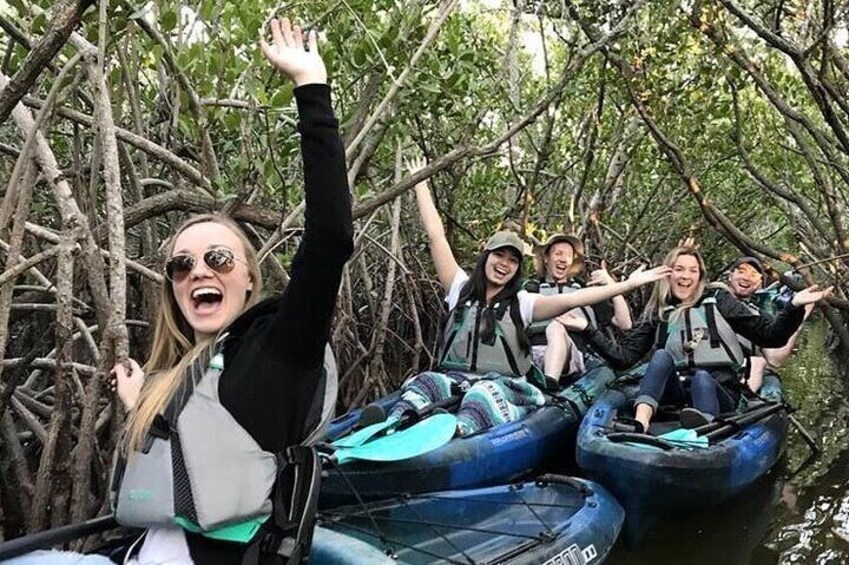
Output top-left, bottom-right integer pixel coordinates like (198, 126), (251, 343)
(525, 281), (597, 345)
(660, 296), (745, 371)
(438, 298), (532, 378)
(110, 337), (337, 560)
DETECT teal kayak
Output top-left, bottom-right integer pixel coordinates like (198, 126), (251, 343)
(312, 475), (624, 564)
(321, 361), (616, 507)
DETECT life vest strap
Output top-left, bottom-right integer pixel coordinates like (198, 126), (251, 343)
(242, 445), (321, 564)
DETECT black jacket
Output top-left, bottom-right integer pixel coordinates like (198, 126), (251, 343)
(184, 84), (353, 564)
(580, 288), (805, 370)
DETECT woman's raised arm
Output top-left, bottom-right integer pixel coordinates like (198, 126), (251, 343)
(409, 157), (460, 292)
(532, 265), (671, 321)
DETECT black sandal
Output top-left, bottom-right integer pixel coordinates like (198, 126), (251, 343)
(612, 417), (646, 434)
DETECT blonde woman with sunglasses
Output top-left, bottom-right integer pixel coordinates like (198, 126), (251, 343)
(103, 17), (353, 565)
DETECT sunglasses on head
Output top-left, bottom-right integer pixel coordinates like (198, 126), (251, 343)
(164, 247), (240, 283)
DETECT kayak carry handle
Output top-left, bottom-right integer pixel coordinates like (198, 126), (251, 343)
(605, 432), (676, 450)
(0, 515), (118, 561)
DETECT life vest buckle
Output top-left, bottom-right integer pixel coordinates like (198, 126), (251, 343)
(259, 529), (285, 553)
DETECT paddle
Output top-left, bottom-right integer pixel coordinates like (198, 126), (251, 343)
(690, 401), (784, 436)
(703, 402), (787, 441)
(727, 379), (820, 455)
(332, 394), (462, 449)
(323, 413), (457, 465)
(0, 515), (118, 561)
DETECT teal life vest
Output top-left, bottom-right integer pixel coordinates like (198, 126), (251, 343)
(524, 280), (597, 346)
(438, 297), (532, 379)
(660, 296), (745, 372)
(110, 337), (336, 562)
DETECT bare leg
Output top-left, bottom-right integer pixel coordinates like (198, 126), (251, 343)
(543, 321), (572, 379)
(635, 403), (653, 431)
(746, 356), (766, 393)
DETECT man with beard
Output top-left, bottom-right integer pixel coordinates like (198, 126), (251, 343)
(727, 257), (813, 392)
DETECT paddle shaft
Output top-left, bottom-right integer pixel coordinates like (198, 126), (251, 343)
(704, 403), (786, 441)
(789, 413), (820, 454)
(397, 393), (462, 428)
(333, 393), (462, 449)
(733, 380), (821, 455)
(692, 402), (783, 435)
(0, 515), (118, 560)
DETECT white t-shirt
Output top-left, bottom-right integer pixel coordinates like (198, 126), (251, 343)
(445, 269), (538, 326)
(127, 527), (193, 565)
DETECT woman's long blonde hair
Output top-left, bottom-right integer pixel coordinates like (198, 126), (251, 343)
(643, 246), (707, 321)
(124, 214), (263, 452)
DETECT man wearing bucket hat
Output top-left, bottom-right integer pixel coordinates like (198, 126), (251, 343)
(523, 233), (633, 384)
(390, 158), (670, 436)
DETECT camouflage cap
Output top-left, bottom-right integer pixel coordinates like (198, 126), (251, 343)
(483, 231), (527, 256)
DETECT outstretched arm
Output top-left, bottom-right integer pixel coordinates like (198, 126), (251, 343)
(261, 18), (353, 367)
(726, 285), (831, 349)
(409, 157), (460, 292)
(532, 265), (670, 321)
(762, 303), (814, 367)
(560, 312), (657, 369)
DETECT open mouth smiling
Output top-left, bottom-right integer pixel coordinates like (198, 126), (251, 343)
(191, 287), (223, 313)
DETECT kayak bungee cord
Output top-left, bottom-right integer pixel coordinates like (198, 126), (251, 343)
(401, 496), (477, 565)
(321, 511), (549, 540)
(507, 483), (555, 537)
(411, 493), (586, 509)
(320, 456), (387, 543)
(321, 520), (475, 565)
(320, 483), (587, 563)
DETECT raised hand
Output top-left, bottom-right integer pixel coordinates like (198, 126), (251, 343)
(109, 358), (145, 411)
(791, 284), (833, 306)
(588, 260), (616, 286)
(627, 264), (673, 287)
(406, 155), (427, 176)
(260, 17), (327, 86)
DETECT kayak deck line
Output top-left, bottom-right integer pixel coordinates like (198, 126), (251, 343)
(314, 477), (623, 564)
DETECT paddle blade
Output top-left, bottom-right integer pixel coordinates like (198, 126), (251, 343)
(658, 428), (709, 448)
(336, 414), (457, 464)
(332, 418), (397, 449)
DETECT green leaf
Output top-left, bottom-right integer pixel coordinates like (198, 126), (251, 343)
(32, 13), (46, 34)
(270, 85), (293, 108)
(161, 10), (178, 32)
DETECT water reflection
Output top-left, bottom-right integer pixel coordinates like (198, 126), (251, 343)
(606, 322), (849, 564)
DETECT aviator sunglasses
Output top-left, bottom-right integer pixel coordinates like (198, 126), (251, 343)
(164, 247), (242, 283)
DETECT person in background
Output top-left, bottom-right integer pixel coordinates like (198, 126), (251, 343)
(560, 247), (830, 432)
(726, 256), (814, 393)
(524, 234), (632, 384)
(388, 158), (671, 436)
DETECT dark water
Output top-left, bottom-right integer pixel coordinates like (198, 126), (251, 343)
(607, 323), (849, 564)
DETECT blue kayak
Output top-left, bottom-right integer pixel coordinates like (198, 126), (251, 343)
(312, 476), (624, 564)
(576, 371), (788, 520)
(321, 362), (615, 507)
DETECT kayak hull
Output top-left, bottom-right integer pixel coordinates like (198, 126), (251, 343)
(576, 373), (788, 519)
(321, 363), (615, 507)
(312, 476), (624, 564)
